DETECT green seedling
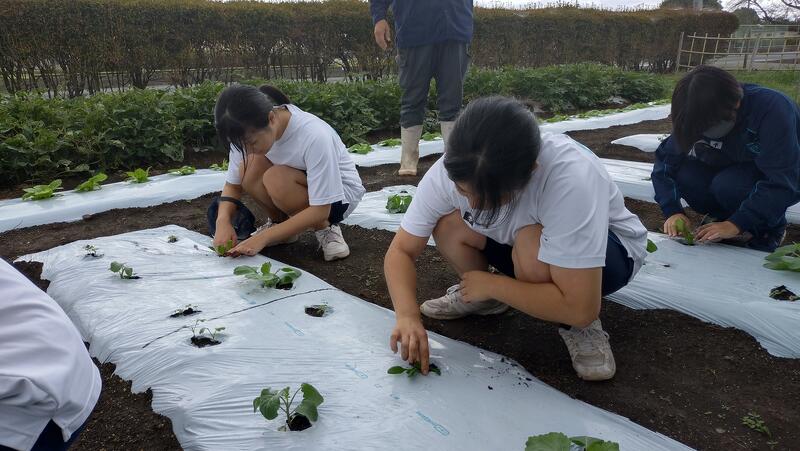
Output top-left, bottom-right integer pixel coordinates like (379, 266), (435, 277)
(209, 159), (229, 171)
(421, 131), (441, 141)
(386, 193), (413, 214)
(769, 285), (798, 301)
(378, 138), (401, 147)
(674, 218), (695, 245)
(188, 318), (225, 347)
(167, 235), (179, 243)
(22, 179), (62, 201)
(387, 362), (441, 377)
(253, 383), (324, 431)
(210, 239), (234, 256)
(109, 261), (138, 279)
(168, 165), (196, 175)
(646, 239), (658, 253)
(763, 243), (800, 272)
(126, 167), (150, 183)
(170, 304), (201, 318)
(234, 263), (302, 289)
(83, 244), (102, 257)
(347, 143), (373, 155)
(742, 412), (772, 439)
(75, 173), (108, 192)
(525, 432), (619, 451)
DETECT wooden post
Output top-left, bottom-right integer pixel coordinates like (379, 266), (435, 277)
(676, 32), (685, 73)
(750, 37), (761, 71)
(700, 33), (709, 65)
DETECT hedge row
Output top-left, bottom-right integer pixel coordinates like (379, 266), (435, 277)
(0, 0), (737, 96)
(0, 64), (668, 186)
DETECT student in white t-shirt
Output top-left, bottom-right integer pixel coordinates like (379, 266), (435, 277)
(0, 259), (101, 451)
(384, 97), (648, 381)
(211, 84), (366, 261)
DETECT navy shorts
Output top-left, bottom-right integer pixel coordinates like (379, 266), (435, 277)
(482, 230), (634, 297)
(327, 201), (350, 224)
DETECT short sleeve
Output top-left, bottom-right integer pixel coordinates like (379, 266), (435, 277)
(400, 160), (458, 238)
(537, 162), (610, 269)
(305, 135), (346, 206)
(225, 146), (244, 185)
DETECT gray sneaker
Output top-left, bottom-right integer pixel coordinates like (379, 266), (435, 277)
(315, 224), (350, 261)
(420, 285), (509, 320)
(558, 319), (616, 381)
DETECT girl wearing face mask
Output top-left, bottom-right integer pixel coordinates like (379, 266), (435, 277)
(652, 65), (800, 252)
(383, 97), (648, 381)
(210, 84), (365, 261)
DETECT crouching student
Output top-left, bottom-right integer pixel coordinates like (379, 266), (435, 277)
(210, 84), (366, 261)
(652, 65), (800, 251)
(0, 259), (101, 451)
(383, 97), (648, 381)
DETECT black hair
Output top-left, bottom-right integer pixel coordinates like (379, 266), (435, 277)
(214, 84), (291, 156)
(671, 65), (743, 152)
(443, 96), (541, 225)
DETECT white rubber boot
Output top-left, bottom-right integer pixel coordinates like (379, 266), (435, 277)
(399, 125), (423, 176)
(440, 121), (456, 153)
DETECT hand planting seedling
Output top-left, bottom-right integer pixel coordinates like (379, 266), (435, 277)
(525, 432), (619, 451)
(234, 263), (302, 290)
(378, 138), (401, 147)
(304, 304), (332, 317)
(189, 319), (225, 347)
(674, 218), (695, 245)
(388, 362), (441, 377)
(109, 261), (138, 279)
(769, 285), (798, 301)
(253, 383), (324, 431)
(209, 159), (229, 171)
(347, 143), (373, 155)
(421, 131), (441, 141)
(386, 193), (413, 214)
(646, 239), (658, 253)
(167, 235), (179, 243)
(126, 167), (150, 183)
(170, 304), (201, 318)
(83, 244), (103, 257)
(22, 179), (62, 201)
(210, 239), (234, 256)
(763, 243), (800, 272)
(168, 165), (196, 175)
(75, 173), (108, 192)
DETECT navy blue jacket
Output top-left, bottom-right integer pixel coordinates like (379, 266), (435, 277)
(370, 0), (473, 49)
(652, 84), (800, 233)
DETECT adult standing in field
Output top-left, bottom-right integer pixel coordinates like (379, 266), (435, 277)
(370, 0), (473, 176)
(652, 65), (800, 252)
(384, 97), (648, 381)
(0, 259), (101, 451)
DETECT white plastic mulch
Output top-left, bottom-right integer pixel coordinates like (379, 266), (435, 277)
(610, 134), (667, 153)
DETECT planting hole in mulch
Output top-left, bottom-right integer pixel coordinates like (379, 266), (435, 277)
(287, 413), (312, 431)
(305, 304), (332, 317)
(190, 336), (220, 348)
(170, 307), (201, 318)
(276, 281), (294, 290)
(769, 285), (799, 301)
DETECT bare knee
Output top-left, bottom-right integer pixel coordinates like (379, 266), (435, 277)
(262, 165), (296, 201)
(433, 211), (484, 249)
(512, 224), (551, 283)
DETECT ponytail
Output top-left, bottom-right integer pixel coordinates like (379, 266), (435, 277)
(259, 85), (291, 106)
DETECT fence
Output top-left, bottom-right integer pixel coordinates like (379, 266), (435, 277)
(676, 29), (800, 71)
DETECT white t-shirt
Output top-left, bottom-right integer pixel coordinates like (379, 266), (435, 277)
(0, 259), (101, 451)
(401, 133), (648, 276)
(226, 104), (365, 213)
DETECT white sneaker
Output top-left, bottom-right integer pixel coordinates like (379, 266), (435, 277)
(251, 218), (299, 245)
(420, 284), (509, 320)
(315, 224), (350, 261)
(558, 319), (616, 381)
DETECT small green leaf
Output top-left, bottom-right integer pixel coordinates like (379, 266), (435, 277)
(110, 262), (123, 272)
(525, 432), (572, 451)
(260, 262), (272, 275)
(233, 265), (257, 276)
(261, 393), (282, 420)
(378, 138), (401, 147)
(646, 239), (658, 253)
(347, 143), (372, 155)
(387, 366), (405, 374)
(295, 399), (319, 422)
(300, 383), (324, 406)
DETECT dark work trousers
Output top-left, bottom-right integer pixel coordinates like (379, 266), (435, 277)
(397, 40), (470, 128)
(675, 158), (787, 251)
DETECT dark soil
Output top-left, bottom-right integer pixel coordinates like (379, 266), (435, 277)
(305, 305), (331, 317)
(190, 336), (221, 348)
(769, 285), (799, 302)
(566, 118), (671, 163)
(287, 413), (312, 431)
(169, 307), (201, 318)
(3, 120), (800, 451)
